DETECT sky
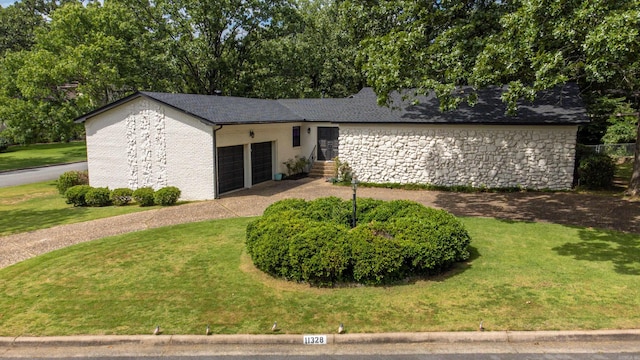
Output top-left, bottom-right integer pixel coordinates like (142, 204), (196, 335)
(0, 0), (17, 7)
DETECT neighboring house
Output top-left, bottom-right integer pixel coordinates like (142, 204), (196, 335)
(75, 84), (588, 200)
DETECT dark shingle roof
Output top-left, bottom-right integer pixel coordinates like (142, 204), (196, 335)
(75, 91), (303, 125)
(76, 83), (588, 125)
(140, 92), (302, 124)
(279, 83), (588, 125)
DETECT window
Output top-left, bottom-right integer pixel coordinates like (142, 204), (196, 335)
(292, 126), (301, 147)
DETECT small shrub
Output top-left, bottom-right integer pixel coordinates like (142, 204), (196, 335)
(133, 187), (155, 207)
(154, 186), (181, 206)
(332, 157), (352, 182)
(0, 137), (9, 153)
(283, 156), (309, 176)
(85, 187), (112, 207)
(64, 185), (92, 207)
(578, 153), (615, 189)
(111, 188), (133, 206)
(56, 170), (89, 195)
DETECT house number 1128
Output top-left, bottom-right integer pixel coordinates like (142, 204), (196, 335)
(303, 335), (327, 345)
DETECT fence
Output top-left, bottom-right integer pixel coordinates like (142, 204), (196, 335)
(585, 143), (636, 157)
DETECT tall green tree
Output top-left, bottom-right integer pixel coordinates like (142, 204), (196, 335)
(354, 0), (640, 195)
(0, 1), (171, 143)
(243, 0), (365, 98)
(117, 0), (300, 96)
(0, 0), (76, 55)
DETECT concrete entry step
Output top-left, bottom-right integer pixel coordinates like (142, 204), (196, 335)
(308, 161), (335, 178)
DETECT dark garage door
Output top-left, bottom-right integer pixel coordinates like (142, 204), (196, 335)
(251, 141), (272, 185)
(218, 145), (244, 194)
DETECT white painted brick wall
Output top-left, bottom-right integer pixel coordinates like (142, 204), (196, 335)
(85, 97), (214, 200)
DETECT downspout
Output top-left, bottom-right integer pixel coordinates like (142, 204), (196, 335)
(213, 124), (223, 199)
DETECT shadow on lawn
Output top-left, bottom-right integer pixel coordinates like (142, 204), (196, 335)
(0, 207), (91, 236)
(432, 191), (640, 234)
(552, 228), (640, 275)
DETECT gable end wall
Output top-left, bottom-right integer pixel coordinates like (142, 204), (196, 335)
(339, 124), (578, 190)
(84, 97), (214, 200)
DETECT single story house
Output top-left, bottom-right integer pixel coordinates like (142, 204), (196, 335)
(75, 84), (588, 200)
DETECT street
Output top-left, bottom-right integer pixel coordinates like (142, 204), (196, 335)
(0, 162), (88, 188)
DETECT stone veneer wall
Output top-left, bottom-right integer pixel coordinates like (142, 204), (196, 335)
(339, 124), (578, 190)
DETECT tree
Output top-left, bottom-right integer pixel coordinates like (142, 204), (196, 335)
(0, 0), (76, 55)
(353, 0), (640, 194)
(0, 1), (172, 143)
(242, 0), (365, 99)
(115, 0), (300, 96)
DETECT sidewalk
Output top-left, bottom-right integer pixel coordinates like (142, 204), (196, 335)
(2, 330), (640, 357)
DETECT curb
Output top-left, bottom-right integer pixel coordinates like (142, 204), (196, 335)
(2, 330), (639, 347)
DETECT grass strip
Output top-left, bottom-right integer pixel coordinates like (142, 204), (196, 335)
(0, 142), (86, 172)
(0, 217), (638, 336)
(0, 181), (158, 236)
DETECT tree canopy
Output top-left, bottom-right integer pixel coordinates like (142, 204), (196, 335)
(1, 0), (639, 193)
(356, 0), (640, 194)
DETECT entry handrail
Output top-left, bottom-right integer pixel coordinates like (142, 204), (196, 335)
(304, 145), (317, 173)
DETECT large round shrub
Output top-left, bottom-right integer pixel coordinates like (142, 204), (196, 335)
(246, 197), (471, 286)
(350, 223), (408, 284)
(57, 170), (89, 195)
(133, 187), (155, 207)
(65, 185), (92, 206)
(111, 188), (133, 206)
(578, 153), (615, 189)
(289, 223), (351, 286)
(246, 211), (308, 279)
(85, 187), (112, 207)
(154, 186), (181, 206)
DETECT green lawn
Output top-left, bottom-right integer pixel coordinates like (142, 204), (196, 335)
(0, 181), (159, 236)
(0, 142), (86, 172)
(0, 217), (638, 336)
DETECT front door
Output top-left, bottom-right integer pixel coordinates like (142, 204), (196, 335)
(317, 127), (339, 161)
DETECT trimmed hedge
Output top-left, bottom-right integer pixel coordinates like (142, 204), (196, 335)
(154, 186), (181, 206)
(111, 188), (133, 206)
(246, 197), (471, 286)
(133, 187), (155, 206)
(64, 185), (92, 207)
(56, 170), (89, 195)
(85, 187), (112, 207)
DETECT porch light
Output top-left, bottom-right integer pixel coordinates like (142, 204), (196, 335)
(306, 127), (311, 134)
(249, 130), (255, 138)
(351, 175), (359, 228)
